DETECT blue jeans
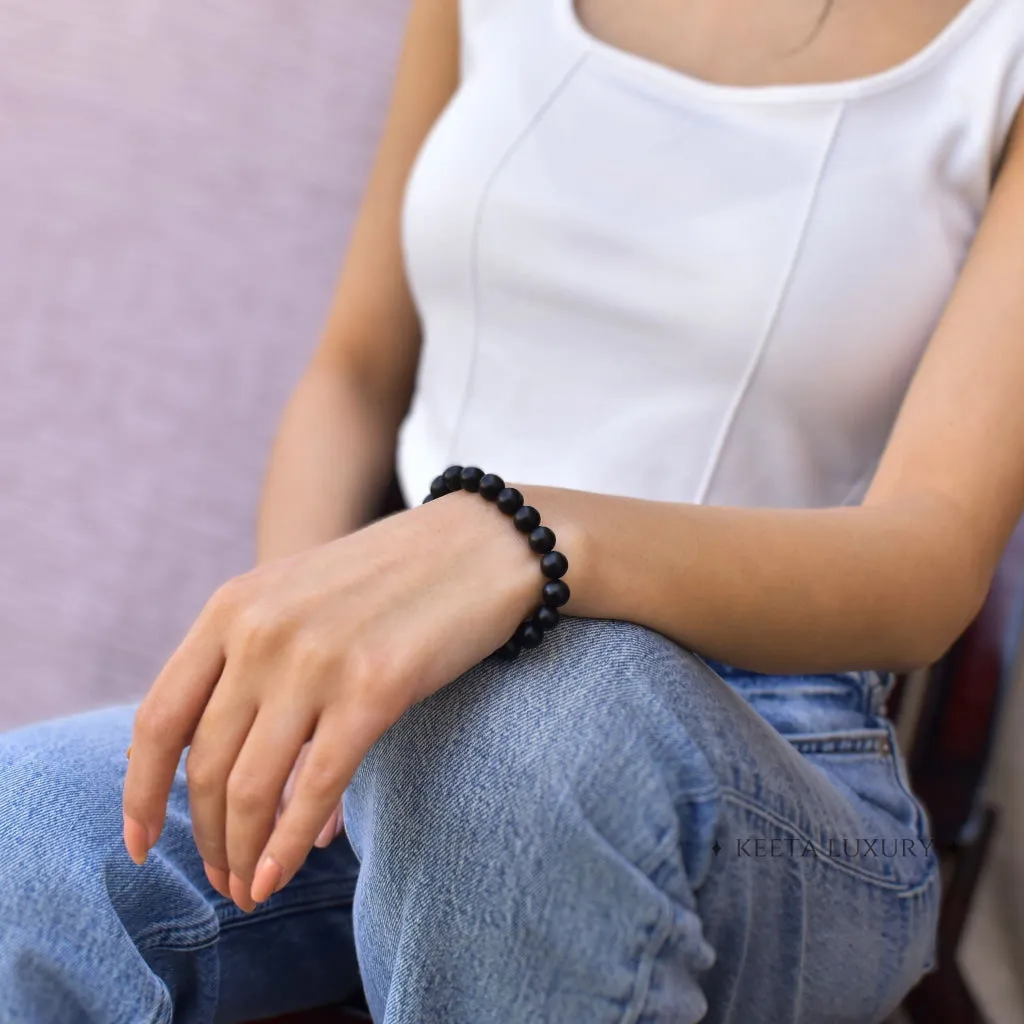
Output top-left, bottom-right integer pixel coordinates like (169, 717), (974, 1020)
(0, 620), (938, 1023)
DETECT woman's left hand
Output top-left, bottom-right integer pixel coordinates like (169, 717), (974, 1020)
(122, 492), (542, 910)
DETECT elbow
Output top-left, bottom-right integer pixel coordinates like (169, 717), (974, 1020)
(889, 631), (955, 676)
(872, 488), (1008, 673)
(887, 572), (990, 674)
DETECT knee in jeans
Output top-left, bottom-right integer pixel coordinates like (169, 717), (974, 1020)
(345, 620), (720, 882)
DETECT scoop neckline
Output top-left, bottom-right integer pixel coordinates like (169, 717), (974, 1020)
(557, 0), (999, 104)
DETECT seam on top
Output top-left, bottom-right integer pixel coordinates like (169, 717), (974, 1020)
(694, 101), (848, 504)
(446, 52), (593, 463)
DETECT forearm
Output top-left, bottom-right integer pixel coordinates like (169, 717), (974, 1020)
(525, 486), (988, 674)
(257, 360), (400, 562)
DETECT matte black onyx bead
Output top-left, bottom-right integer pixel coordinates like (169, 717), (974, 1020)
(494, 637), (522, 661)
(442, 465), (465, 490)
(496, 487), (524, 515)
(429, 475), (449, 499)
(528, 526), (556, 554)
(512, 505), (541, 533)
(535, 605), (560, 631)
(542, 579), (571, 608)
(516, 620), (545, 649)
(422, 494), (435, 504)
(478, 473), (505, 500)
(460, 466), (485, 492)
(540, 550), (569, 579)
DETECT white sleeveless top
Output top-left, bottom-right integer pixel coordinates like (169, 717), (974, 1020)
(396, 0), (1024, 508)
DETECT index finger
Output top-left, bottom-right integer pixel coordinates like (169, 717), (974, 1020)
(123, 606), (226, 864)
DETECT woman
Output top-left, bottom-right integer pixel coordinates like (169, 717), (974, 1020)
(3, 0), (1023, 1020)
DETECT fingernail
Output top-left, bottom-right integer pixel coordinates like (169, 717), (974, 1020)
(251, 855), (283, 905)
(204, 861), (231, 898)
(229, 871), (256, 913)
(123, 814), (149, 866)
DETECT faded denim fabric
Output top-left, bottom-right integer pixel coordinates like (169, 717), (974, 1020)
(0, 619), (938, 1023)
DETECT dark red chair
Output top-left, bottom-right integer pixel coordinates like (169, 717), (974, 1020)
(893, 520), (1024, 1024)
(260, 1008), (368, 1024)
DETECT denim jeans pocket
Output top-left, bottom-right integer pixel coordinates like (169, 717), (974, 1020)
(707, 662), (936, 884)
(791, 723), (939, 891)
(710, 661), (889, 731)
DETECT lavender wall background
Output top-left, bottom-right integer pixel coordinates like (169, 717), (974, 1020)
(1, 4), (1022, 1018)
(0, 1), (404, 728)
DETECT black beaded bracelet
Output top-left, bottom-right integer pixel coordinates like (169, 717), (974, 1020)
(423, 465), (570, 661)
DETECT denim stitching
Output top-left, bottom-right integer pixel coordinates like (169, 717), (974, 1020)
(786, 728), (890, 755)
(725, 682), (857, 698)
(135, 887), (356, 952)
(878, 718), (925, 837)
(218, 892), (356, 935)
(134, 917), (219, 955)
(595, 642), (932, 894)
(721, 788), (937, 896)
(142, 996), (174, 1024)
(633, 787), (718, 882)
(788, 722), (925, 838)
(618, 896), (676, 1024)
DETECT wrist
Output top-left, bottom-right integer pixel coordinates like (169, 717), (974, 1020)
(421, 467), (580, 657)
(509, 484), (591, 619)
(451, 488), (542, 622)
(420, 487), (540, 632)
